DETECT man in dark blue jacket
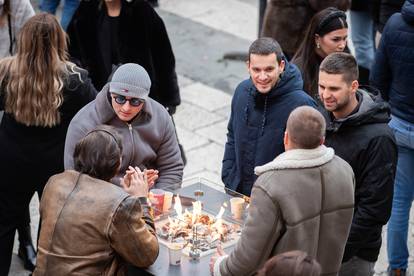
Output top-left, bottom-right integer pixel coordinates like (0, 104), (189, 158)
(371, 1), (414, 275)
(221, 37), (315, 196)
(320, 52), (397, 276)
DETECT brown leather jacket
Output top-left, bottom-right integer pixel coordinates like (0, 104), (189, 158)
(33, 171), (159, 275)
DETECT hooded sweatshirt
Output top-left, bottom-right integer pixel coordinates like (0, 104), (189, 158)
(222, 60), (316, 196)
(64, 85), (183, 189)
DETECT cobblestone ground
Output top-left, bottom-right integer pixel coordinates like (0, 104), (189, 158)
(9, 0), (414, 275)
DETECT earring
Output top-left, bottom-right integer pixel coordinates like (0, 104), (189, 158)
(317, 42), (321, 49)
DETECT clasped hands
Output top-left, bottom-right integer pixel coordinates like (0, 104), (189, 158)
(120, 166), (159, 197)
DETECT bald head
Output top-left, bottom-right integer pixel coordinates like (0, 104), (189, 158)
(286, 106), (326, 150)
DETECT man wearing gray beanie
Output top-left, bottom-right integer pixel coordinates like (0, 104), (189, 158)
(64, 63), (184, 189)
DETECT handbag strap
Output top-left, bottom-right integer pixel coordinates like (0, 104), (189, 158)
(7, 14), (12, 55)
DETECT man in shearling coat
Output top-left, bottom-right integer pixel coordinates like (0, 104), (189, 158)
(211, 106), (355, 276)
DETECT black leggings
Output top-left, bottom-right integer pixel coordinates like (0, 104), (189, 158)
(17, 207), (32, 245)
(0, 187), (42, 276)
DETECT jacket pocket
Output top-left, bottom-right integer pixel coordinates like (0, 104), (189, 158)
(222, 160), (237, 188)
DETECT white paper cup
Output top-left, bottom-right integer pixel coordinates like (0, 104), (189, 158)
(168, 243), (182, 265)
(230, 197), (245, 219)
(163, 191), (173, 212)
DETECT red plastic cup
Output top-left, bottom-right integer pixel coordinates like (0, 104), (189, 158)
(149, 189), (165, 216)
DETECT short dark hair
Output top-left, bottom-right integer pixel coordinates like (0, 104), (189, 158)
(257, 251), (321, 276)
(287, 106), (326, 149)
(319, 52), (358, 84)
(74, 125), (123, 182)
(248, 37), (284, 63)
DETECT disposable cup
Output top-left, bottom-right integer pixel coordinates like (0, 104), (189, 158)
(230, 197), (245, 219)
(149, 189), (165, 216)
(168, 243), (183, 266)
(163, 191), (173, 212)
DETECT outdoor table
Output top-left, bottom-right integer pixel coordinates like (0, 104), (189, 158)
(129, 178), (248, 276)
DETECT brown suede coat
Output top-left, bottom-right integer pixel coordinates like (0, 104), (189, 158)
(261, 0), (350, 59)
(34, 171), (159, 275)
(216, 146), (354, 276)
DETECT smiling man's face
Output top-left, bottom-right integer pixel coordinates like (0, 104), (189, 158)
(318, 71), (358, 119)
(247, 53), (285, 94)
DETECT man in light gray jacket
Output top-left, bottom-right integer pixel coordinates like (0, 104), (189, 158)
(64, 63), (183, 189)
(210, 106), (355, 276)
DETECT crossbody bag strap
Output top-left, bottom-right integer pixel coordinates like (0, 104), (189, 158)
(7, 14), (12, 55)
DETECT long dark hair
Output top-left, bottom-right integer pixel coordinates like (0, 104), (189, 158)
(0, 13), (72, 127)
(292, 7), (347, 98)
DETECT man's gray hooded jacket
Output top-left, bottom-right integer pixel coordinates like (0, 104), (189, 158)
(64, 85), (183, 189)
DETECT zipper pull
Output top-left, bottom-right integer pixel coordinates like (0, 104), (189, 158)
(128, 123), (132, 131)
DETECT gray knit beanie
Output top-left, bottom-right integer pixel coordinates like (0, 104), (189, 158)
(109, 63), (151, 100)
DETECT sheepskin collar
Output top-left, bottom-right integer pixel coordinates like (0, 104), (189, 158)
(254, 145), (335, 175)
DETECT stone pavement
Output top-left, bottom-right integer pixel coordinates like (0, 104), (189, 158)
(9, 0), (414, 275)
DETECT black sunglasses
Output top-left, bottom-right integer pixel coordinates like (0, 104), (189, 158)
(113, 95), (145, 107)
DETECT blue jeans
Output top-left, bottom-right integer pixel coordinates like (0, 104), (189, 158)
(350, 10), (375, 70)
(39, 0), (79, 30)
(387, 115), (414, 270)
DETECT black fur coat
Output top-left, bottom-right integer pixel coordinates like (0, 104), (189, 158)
(67, 0), (180, 108)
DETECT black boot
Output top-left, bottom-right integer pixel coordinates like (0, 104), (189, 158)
(17, 225), (36, 271)
(389, 269), (406, 276)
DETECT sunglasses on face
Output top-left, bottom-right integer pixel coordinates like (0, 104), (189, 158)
(113, 95), (145, 107)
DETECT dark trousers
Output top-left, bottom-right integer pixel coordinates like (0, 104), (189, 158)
(17, 207), (31, 245)
(0, 187), (42, 276)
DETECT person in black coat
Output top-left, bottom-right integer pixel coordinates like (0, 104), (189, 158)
(0, 13), (97, 275)
(377, 0), (405, 33)
(371, 1), (414, 274)
(319, 52), (397, 276)
(66, 0), (180, 113)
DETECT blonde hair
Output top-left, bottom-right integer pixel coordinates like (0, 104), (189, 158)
(0, 13), (70, 127)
